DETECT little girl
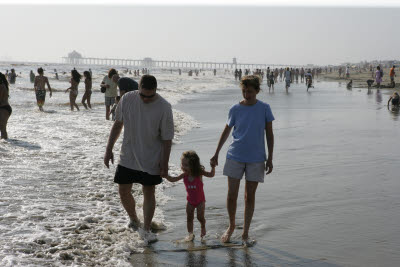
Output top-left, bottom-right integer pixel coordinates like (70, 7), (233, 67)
(165, 150), (215, 241)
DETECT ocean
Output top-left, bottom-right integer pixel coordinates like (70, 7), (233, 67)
(1, 63), (400, 266)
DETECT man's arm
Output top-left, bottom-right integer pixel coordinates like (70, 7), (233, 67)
(45, 77), (52, 96)
(104, 120), (124, 168)
(265, 121), (274, 175)
(160, 140), (172, 178)
(34, 77), (38, 91)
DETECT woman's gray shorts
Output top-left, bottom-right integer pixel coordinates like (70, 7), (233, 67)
(223, 158), (265, 183)
(105, 96), (115, 106)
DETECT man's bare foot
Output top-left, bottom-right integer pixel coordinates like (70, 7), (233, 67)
(221, 227), (235, 243)
(185, 233), (195, 242)
(128, 218), (141, 231)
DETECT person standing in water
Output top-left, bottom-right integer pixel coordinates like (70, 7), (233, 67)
(375, 66), (383, 89)
(211, 75), (274, 245)
(101, 68), (118, 120)
(284, 67), (291, 92)
(81, 71), (92, 109)
(0, 72), (12, 139)
(9, 69), (17, 84)
(34, 68), (52, 112)
(30, 70), (35, 83)
(65, 69), (81, 111)
(104, 75), (174, 243)
(165, 151), (215, 241)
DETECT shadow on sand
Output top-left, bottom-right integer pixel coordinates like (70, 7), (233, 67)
(2, 139), (41, 150)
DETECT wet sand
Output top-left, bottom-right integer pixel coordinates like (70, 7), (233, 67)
(130, 80), (400, 266)
(320, 68), (400, 90)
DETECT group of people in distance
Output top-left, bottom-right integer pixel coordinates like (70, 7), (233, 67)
(104, 74), (274, 245)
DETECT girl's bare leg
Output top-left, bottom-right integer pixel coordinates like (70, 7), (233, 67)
(196, 202), (206, 237)
(186, 202), (195, 235)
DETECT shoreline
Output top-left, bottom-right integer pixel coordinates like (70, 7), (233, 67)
(319, 68), (400, 90)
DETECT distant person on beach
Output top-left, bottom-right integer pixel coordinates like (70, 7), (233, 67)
(305, 69), (313, 91)
(81, 71), (92, 109)
(101, 69), (118, 120)
(366, 79), (374, 88)
(65, 69), (81, 111)
(165, 150), (215, 241)
(34, 68), (52, 112)
(300, 68), (305, 82)
(268, 71), (275, 92)
(345, 66), (350, 79)
(210, 75), (274, 245)
(389, 66), (396, 87)
(30, 70), (35, 83)
(285, 67), (291, 92)
(54, 69), (59, 80)
(117, 76), (138, 96)
(8, 69), (17, 84)
(0, 72), (12, 139)
(104, 75), (174, 243)
(347, 80), (352, 89)
(375, 66), (383, 89)
(387, 92), (399, 107)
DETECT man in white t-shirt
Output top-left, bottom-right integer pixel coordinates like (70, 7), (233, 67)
(104, 75), (174, 242)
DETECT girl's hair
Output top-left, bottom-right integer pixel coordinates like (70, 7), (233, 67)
(108, 68), (117, 78)
(71, 70), (82, 83)
(240, 75), (261, 92)
(84, 71), (92, 81)
(182, 150), (204, 177)
(377, 66), (381, 70)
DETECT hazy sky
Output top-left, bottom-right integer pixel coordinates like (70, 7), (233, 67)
(1, 5), (399, 65)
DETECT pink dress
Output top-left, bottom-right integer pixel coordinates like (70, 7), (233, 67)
(183, 175), (205, 207)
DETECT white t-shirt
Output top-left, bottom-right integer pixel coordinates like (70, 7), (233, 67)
(102, 76), (118, 97)
(115, 91), (174, 175)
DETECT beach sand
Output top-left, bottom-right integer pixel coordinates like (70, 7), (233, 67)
(320, 67), (400, 90)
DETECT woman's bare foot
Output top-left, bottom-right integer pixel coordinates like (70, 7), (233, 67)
(221, 226), (235, 243)
(201, 225), (206, 238)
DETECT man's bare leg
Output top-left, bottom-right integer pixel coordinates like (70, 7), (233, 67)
(118, 184), (140, 225)
(221, 177), (240, 243)
(242, 180), (258, 241)
(142, 185), (156, 231)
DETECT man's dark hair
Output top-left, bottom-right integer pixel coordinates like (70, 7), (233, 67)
(37, 67), (44, 74)
(140, 75), (157, 90)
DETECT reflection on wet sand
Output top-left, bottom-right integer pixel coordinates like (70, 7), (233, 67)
(388, 105), (400, 121)
(376, 89), (382, 103)
(131, 242), (340, 266)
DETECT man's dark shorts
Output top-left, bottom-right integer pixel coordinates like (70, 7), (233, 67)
(114, 165), (162, 186)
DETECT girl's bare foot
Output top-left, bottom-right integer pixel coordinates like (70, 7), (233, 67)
(221, 227), (235, 243)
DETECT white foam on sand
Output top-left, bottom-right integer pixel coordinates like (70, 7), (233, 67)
(0, 64), (236, 265)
